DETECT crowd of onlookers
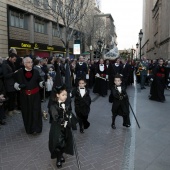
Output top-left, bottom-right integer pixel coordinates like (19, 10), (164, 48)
(0, 47), (170, 127)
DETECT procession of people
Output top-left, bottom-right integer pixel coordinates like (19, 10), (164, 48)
(0, 48), (170, 168)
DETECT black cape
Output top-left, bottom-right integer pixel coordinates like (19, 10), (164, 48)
(111, 85), (129, 116)
(49, 101), (78, 159)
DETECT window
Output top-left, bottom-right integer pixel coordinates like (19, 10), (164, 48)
(35, 19), (46, 33)
(52, 25), (62, 37)
(43, 0), (49, 9)
(34, 0), (40, 6)
(52, 0), (57, 11)
(10, 11), (25, 28)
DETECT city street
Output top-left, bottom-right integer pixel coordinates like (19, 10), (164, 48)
(0, 83), (170, 170)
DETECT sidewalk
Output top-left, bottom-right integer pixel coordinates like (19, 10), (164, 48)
(0, 85), (169, 170)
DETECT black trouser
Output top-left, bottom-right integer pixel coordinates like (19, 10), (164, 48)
(112, 114), (130, 125)
(7, 91), (16, 111)
(77, 114), (90, 130)
(0, 106), (5, 120)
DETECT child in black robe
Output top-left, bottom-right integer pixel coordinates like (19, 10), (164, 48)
(49, 84), (77, 168)
(73, 78), (91, 133)
(111, 74), (131, 129)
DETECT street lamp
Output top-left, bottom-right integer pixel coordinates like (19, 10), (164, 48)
(139, 29), (143, 60)
(97, 39), (103, 58)
(136, 43), (139, 60)
(89, 45), (93, 61)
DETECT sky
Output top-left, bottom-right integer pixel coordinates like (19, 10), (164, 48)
(101, 0), (143, 50)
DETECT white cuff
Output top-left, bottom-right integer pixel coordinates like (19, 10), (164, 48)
(95, 73), (99, 77)
(39, 81), (44, 88)
(106, 75), (108, 79)
(86, 74), (89, 79)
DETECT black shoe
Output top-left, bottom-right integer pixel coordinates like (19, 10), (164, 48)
(111, 124), (116, 129)
(0, 120), (6, 125)
(61, 156), (65, 163)
(56, 161), (62, 168)
(123, 124), (131, 128)
(80, 129), (84, 133)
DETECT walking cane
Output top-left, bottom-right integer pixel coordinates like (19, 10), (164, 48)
(43, 85), (46, 102)
(128, 100), (141, 129)
(69, 117), (81, 170)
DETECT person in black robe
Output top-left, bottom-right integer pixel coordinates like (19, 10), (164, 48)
(88, 60), (96, 89)
(73, 78), (91, 133)
(149, 58), (168, 102)
(75, 56), (88, 86)
(108, 57), (123, 89)
(111, 74), (130, 129)
(93, 58), (108, 96)
(121, 59), (131, 88)
(49, 85), (77, 168)
(14, 57), (44, 134)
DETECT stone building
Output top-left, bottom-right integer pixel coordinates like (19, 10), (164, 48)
(0, 0), (97, 58)
(142, 0), (170, 60)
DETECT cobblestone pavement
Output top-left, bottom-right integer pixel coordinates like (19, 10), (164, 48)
(0, 85), (137, 170)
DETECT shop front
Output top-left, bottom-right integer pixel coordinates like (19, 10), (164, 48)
(9, 39), (73, 58)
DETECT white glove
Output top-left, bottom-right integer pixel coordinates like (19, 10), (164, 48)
(147, 74), (149, 76)
(14, 82), (21, 91)
(70, 93), (72, 97)
(106, 75), (108, 79)
(64, 121), (68, 128)
(86, 74), (89, 79)
(95, 73), (99, 77)
(150, 78), (153, 81)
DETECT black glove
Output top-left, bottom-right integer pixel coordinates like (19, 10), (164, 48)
(19, 84), (26, 89)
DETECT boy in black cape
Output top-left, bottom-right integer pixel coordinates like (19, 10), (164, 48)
(73, 78), (91, 133)
(49, 84), (78, 168)
(110, 74), (131, 129)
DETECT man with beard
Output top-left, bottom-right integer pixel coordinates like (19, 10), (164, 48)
(14, 57), (44, 134)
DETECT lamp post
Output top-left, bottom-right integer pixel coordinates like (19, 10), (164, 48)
(97, 39), (103, 58)
(89, 45), (93, 61)
(139, 29), (143, 60)
(136, 43), (139, 60)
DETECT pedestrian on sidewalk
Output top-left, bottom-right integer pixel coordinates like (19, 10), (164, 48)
(110, 74), (131, 129)
(49, 84), (77, 168)
(73, 78), (91, 133)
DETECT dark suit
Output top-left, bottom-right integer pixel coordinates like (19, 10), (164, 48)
(2, 60), (17, 111)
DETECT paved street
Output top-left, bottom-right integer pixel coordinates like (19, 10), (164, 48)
(0, 83), (170, 170)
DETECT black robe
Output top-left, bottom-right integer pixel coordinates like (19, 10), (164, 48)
(15, 68), (43, 134)
(73, 87), (91, 129)
(111, 85), (130, 116)
(150, 65), (168, 102)
(49, 101), (78, 159)
(93, 64), (108, 96)
(74, 87), (91, 116)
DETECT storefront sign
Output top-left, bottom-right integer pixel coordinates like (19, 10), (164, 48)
(47, 46), (54, 51)
(73, 44), (80, 55)
(21, 43), (32, 48)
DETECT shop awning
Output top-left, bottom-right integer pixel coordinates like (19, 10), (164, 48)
(81, 51), (90, 55)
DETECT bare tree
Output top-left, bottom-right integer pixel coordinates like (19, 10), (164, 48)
(24, 0), (90, 57)
(77, 10), (115, 58)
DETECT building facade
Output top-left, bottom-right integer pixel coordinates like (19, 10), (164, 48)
(0, 0), (96, 58)
(142, 0), (170, 60)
